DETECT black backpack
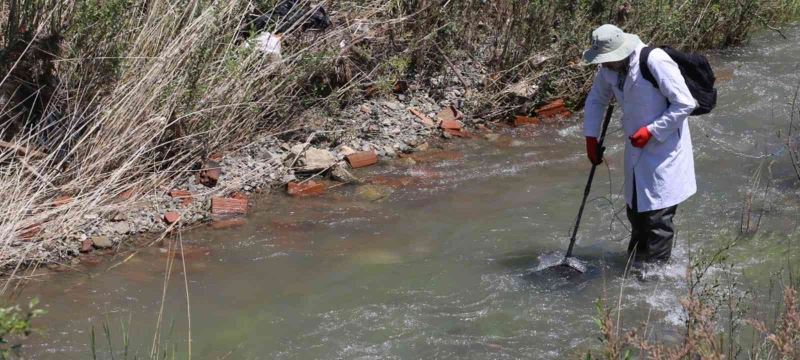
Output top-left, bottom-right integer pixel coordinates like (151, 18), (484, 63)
(639, 46), (717, 116)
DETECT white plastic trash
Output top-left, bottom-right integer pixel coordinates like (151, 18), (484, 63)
(245, 32), (282, 57)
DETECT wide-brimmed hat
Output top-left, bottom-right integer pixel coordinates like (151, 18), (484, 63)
(582, 24), (642, 65)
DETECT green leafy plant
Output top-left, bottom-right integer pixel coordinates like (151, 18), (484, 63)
(0, 299), (45, 359)
(67, 0), (135, 84)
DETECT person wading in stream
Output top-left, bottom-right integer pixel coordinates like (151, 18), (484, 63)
(582, 24), (697, 267)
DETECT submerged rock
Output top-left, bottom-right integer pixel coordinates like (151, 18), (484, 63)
(484, 133), (501, 142)
(355, 184), (394, 201)
(352, 249), (403, 265)
(330, 164), (361, 183)
(210, 218), (247, 230)
(394, 156), (417, 167)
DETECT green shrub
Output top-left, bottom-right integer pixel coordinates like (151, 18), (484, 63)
(0, 299), (44, 359)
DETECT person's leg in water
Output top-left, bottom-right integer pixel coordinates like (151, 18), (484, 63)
(626, 176), (678, 265)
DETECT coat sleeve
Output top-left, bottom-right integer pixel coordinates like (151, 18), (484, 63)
(644, 49), (697, 142)
(583, 67), (613, 138)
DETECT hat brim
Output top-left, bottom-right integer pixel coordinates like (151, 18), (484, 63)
(582, 34), (642, 65)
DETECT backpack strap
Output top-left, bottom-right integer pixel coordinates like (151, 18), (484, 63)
(639, 46), (659, 90)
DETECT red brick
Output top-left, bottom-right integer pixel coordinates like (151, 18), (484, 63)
(513, 115), (540, 127)
(436, 105), (462, 122)
(536, 98), (565, 112)
(443, 128), (472, 138)
(440, 119), (462, 130)
(211, 197), (248, 216)
(115, 188), (135, 202)
(168, 190), (193, 207)
(535, 98), (572, 122)
(409, 108), (435, 128)
(287, 181), (326, 197)
(537, 107), (567, 118)
(345, 151), (379, 169)
(168, 189), (191, 198)
(393, 80), (408, 94)
(80, 239), (94, 253)
(164, 212), (181, 224)
(211, 218), (247, 230)
(540, 109), (573, 123)
(197, 161), (221, 188)
(230, 191), (248, 201)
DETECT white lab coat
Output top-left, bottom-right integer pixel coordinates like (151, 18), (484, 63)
(584, 44), (697, 212)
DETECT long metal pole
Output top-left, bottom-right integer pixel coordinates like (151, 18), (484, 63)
(564, 104), (615, 258)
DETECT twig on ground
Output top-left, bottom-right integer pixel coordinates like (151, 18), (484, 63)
(434, 43), (470, 88)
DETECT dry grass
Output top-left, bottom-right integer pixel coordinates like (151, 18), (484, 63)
(750, 287), (800, 359)
(0, 0), (396, 274)
(589, 220), (798, 360)
(592, 285), (800, 359)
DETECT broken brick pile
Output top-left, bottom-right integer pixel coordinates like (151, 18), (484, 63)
(409, 105), (473, 139)
(513, 98), (573, 127)
(287, 180), (326, 197)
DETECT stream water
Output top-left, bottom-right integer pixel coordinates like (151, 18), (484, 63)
(14, 28), (800, 359)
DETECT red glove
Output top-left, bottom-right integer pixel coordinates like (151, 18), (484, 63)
(586, 137), (603, 165)
(629, 126), (652, 148)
